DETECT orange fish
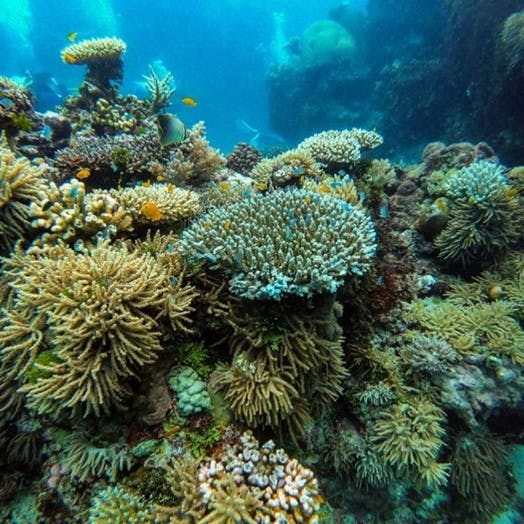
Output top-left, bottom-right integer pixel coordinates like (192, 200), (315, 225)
(76, 167), (91, 179)
(62, 51), (77, 64)
(181, 97), (198, 107)
(140, 202), (163, 222)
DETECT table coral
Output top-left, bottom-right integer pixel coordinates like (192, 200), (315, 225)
(180, 189), (376, 300)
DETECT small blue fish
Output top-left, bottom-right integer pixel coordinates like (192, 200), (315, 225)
(285, 226), (293, 239)
(293, 167), (305, 175)
(379, 205), (389, 218)
(166, 243), (175, 253)
(70, 186), (80, 198)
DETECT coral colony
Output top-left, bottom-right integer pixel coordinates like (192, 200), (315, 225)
(0, 31), (523, 524)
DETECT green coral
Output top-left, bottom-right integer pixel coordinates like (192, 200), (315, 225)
(450, 433), (515, 523)
(370, 398), (449, 488)
(180, 189), (376, 300)
(169, 366), (211, 416)
(434, 161), (522, 271)
(89, 486), (153, 524)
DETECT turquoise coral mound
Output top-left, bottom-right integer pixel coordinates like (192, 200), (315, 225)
(180, 189), (377, 300)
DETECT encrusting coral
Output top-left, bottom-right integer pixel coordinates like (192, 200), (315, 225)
(180, 189), (377, 300)
(0, 136), (49, 252)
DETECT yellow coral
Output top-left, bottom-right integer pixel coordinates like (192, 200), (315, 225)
(0, 136), (49, 251)
(61, 37), (127, 65)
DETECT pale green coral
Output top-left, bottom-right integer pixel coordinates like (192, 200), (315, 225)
(169, 366), (211, 416)
(180, 189), (376, 300)
(89, 486), (153, 524)
(434, 161), (522, 270)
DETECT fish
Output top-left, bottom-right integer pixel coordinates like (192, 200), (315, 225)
(142, 180), (152, 188)
(157, 113), (186, 146)
(156, 175), (166, 182)
(223, 220), (232, 231)
(219, 181), (231, 191)
(140, 202), (163, 222)
(76, 168), (91, 179)
(62, 51), (77, 64)
(166, 184), (175, 192)
(181, 97), (197, 107)
(67, 31), (78, 42)
(318, 184), (331, 193)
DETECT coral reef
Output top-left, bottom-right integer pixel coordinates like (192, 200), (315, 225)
(297, 128), (383, 172)
(61, 37), (127, 89)
(143, 65), (176, 113)
(0, 137), (49, 252)
(180, 189), (376, 299)
(168, 366), (211, 416)
(433, 161), (522, 271)
(226, 142), (262, 175)
(0, 77), (34, 137)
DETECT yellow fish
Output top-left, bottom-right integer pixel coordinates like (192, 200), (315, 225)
(140, 202), (163, 222)
(76, 167), (91, 180)
(318, 184), (331, 193)
(223, 220), (232, 231)
(181, 97), (198, 107)
(219, 181), (231, 191)
(304, 195), (313, 204)
(156, 174), (166, 182)
(62, 51), (77, 64)
(67, 31), (78, 42)
(142, 180), (152, 188)
(256, 181), (267, 191)
(166, 184), (175, 192)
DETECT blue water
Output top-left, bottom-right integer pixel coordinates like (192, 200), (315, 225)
(0, 0), (366, 152)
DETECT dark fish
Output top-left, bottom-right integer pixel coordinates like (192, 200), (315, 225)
(157, 113), (186, 146)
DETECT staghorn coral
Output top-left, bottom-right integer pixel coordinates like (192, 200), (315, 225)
(180, 189), (376, 300)
(61, 37), (127, 88)
(226, 142), (261, 175)
(1, 243), (174, 418)
(166, 122), (226, 186)
(434, 161), (522, 271)
(143, 65), (176, 113)
(450, 433), (515, 523)
(249, 149), (322, 188)
(0, 137), (49, 252)
(298, 128), (383, 171)
(370, 398), (449, 488)
(109, 183), (200, 227)
(29, 178), (132, 252)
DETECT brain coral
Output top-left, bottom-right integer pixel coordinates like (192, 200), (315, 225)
(180, 189), (376, 300)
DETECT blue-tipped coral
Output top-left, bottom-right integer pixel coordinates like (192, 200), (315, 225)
(180, 189), (376, 300)
(434, 160), (522, 271)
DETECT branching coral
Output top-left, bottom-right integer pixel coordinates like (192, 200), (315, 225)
(370, 398), (449, 488)
(434, 161), (522, 271)
(298, 128), (383, 171)
(302, 172), (360, 204)
(180, 189), (376, 300)
(0, 137), (49, 252)
(89, 486), (153, 524)
(450, 433), (515, 523)
(0, 76), (34, 136)
(109, 183), (200, 227)
(249, 149), (322, 188)
(210, 354), (299, 428)
(1, 243), (174, 418)
(143, 65), (176, 113)
(166, 122), (226, 186)
(29, 179), (132, 252)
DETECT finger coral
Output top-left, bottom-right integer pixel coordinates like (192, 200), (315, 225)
(1, 243), (174, 418)
(298, 128), (383, 171)
(0, 137), (49, 252)
(180, 189), (376, 300)
(434, 160), (522, 271)
(109, 182), (200, 227)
